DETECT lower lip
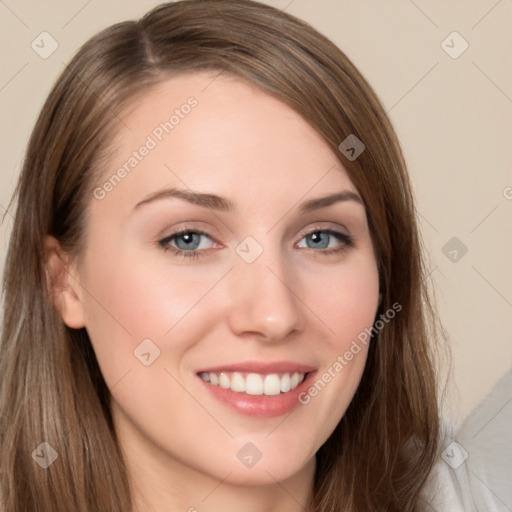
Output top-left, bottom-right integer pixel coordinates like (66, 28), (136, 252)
(198, 372), (317, 418)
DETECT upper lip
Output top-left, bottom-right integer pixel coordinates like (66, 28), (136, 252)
(197, 360), (316, 375)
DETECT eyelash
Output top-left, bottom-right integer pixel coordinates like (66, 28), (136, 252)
(158, 227), (355, 260)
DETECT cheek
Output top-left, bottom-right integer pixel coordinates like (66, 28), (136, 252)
(78, 245), (229, 382)
(295, 252), (379, 427)
(302, 252), (380, 348)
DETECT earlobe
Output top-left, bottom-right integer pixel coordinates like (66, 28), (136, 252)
(44, 236), (86, 329)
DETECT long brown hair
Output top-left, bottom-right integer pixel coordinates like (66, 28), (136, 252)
(0, 1), (444, 510)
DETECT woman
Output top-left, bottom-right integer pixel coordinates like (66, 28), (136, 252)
(0, 0), (456, 510)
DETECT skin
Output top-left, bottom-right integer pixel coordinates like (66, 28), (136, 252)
(48, 72), (380, 511)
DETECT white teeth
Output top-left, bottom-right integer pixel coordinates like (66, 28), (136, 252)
(231, 372), (245, 392)
(200, 371), (306, 395)
(245, 373), (264, 395)
(219, 373), (230, 389)
(263, 374), (281, 396)
(280, 373), (291, 392)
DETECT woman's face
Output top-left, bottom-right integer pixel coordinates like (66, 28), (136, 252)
(64, 72), (379, 488)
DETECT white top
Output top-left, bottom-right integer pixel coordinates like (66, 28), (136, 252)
(419, 454), (477, 511)
(419, 367), (512, 511)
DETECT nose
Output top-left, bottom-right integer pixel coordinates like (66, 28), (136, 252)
(226, 249), (306, 342)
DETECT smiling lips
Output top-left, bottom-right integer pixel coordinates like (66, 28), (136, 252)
(196, 361), (316, 417)
(200, 371), (306, 395)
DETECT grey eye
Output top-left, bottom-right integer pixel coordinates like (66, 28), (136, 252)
(173, 232), (203, 250)
(305, 232), (331, 249)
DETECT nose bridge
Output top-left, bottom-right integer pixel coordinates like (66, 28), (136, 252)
(226, 238), (305, 341)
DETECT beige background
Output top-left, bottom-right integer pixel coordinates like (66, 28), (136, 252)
(0, 0), (511, 428)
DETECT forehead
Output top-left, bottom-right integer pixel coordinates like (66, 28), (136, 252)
(94, 71), (358, 214)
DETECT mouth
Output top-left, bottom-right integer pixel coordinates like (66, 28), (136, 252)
(199, 371), (306, 396)
(196, 361), (317, 418)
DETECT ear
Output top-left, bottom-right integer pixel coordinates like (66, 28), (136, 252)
(44, 236), (86, 329)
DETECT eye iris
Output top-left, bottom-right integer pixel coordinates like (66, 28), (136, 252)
(307, 231), (330, 249)
(175, 232), (201, 250)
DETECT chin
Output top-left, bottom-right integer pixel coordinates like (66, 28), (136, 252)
(217, 456), (315, 487)
(203, 436), (317, 486)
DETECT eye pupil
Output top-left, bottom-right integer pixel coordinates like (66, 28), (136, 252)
(307, 231), (329, 249)
(175, 232), (201, 250)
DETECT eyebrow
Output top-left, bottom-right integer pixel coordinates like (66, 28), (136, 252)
(133, 188), (362, 213)
(134, 188), (235, 211)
